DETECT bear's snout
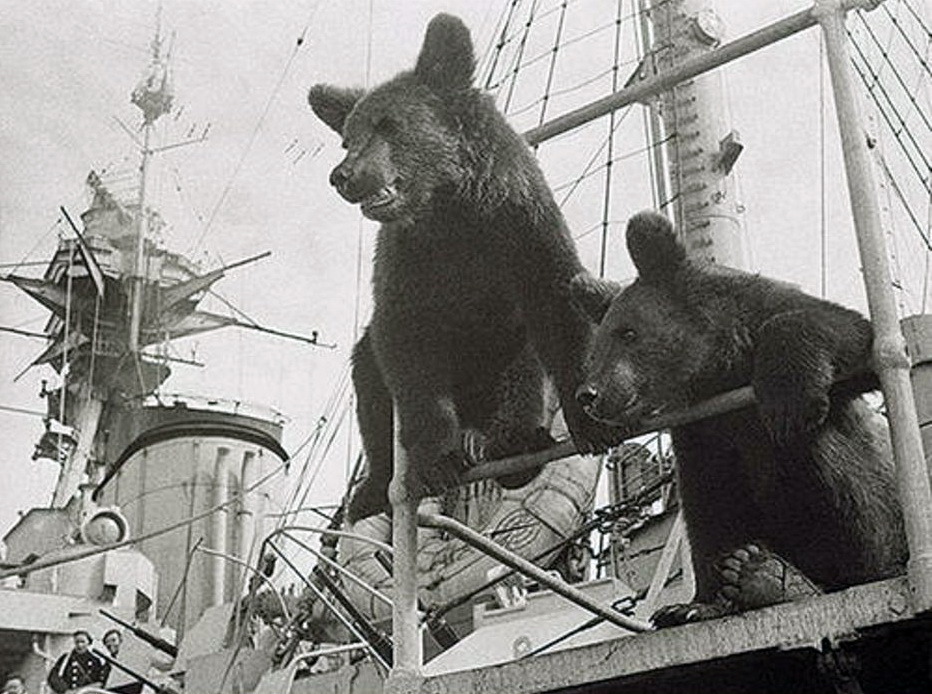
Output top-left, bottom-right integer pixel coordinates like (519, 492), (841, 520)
(329, 161), (352, 190)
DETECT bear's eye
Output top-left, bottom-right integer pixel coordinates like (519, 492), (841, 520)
(616, 327), (638, 344)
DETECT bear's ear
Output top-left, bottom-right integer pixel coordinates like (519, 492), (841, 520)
(414, 14), (475, 94)
(626, 210), (687, 284)
(570, 273), (621, 324)
(308, 84), (365, 134)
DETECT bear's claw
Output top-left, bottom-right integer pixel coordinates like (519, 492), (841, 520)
(651, 600), (734, 627)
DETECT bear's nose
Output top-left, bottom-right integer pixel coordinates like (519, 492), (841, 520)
(330, 162), (352, 189)
(575, 385), (600, 410)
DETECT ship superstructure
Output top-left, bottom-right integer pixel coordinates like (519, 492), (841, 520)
(0, 18), (296, 691)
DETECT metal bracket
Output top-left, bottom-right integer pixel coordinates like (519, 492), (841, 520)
(712, 130), (744, 174)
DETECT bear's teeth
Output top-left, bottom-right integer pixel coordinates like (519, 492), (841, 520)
(362, 188), (395, 209)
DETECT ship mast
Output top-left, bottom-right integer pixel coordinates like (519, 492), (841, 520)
(128, 9), (173, 353)
(641, 0), (747, 269)
(50, 15), (175, 507)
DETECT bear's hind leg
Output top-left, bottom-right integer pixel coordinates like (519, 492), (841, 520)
(347, 331), (394, 523)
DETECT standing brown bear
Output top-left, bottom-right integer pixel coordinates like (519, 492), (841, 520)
(308, 14), (615, 522)
(571, 210), (906, 625)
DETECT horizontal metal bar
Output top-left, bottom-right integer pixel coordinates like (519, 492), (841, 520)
(463, 385), (754, 483)
(418, 512), (652, 633)
(522, 0), (872, 145)
(420, 577), (914, 694)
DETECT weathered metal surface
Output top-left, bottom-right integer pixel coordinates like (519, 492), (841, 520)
(415, 578), (913, 694)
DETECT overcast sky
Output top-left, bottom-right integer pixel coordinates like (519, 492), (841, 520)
(0, 0), (926, 538)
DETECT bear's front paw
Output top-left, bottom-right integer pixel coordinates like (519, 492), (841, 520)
(412, 450), (468, 498)
(756, 385), (830, 447)
(651, 600), (736, 628)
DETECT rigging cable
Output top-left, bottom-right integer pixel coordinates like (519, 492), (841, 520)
(278, 365), (352, 528)
(501, 0), (541, 113)
(190, 0), (325, 251)
(481, 0), (522, 90)
(599, 0), (627, 279)
(276, 360), (352, 527)
(820, 28), (827, 298)
(856, 9), (932, 134)
(535, 0), (569, 132)
(3, 217), (61, 275)
(557, 104), (636, 208)
(873, 151), (932, 250)
(923, 198), (932, 313)
(849, 55), (930, 195)
(880, 1), (932, 79)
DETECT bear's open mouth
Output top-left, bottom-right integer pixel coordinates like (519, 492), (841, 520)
(583, 401), (667, 429)
(360, 186), (397, 215)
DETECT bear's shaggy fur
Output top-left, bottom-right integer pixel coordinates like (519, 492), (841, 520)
(309, 14), (615, 522)
(572, 211), (905, 624)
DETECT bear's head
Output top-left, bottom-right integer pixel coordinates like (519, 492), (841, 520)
(571, 211), (718, 428)
(308, 14), (477, 223)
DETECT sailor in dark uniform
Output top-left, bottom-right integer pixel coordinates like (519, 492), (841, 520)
(47, 630), (107, 694)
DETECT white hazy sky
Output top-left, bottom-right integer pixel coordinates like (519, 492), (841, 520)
(0, 0), (922, 537)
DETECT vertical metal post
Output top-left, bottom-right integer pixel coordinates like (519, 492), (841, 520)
(815, 0), (932, 611)
(128, 119), (152, 354)
(386, 401), (423, 691)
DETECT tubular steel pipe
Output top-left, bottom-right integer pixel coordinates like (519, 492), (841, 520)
(464, 385), (756, 483)
(419, 512), (652, 633)
(815, 0), (932, 611)
(523, 0), (873, 147)
(386, 403), (424, 687)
